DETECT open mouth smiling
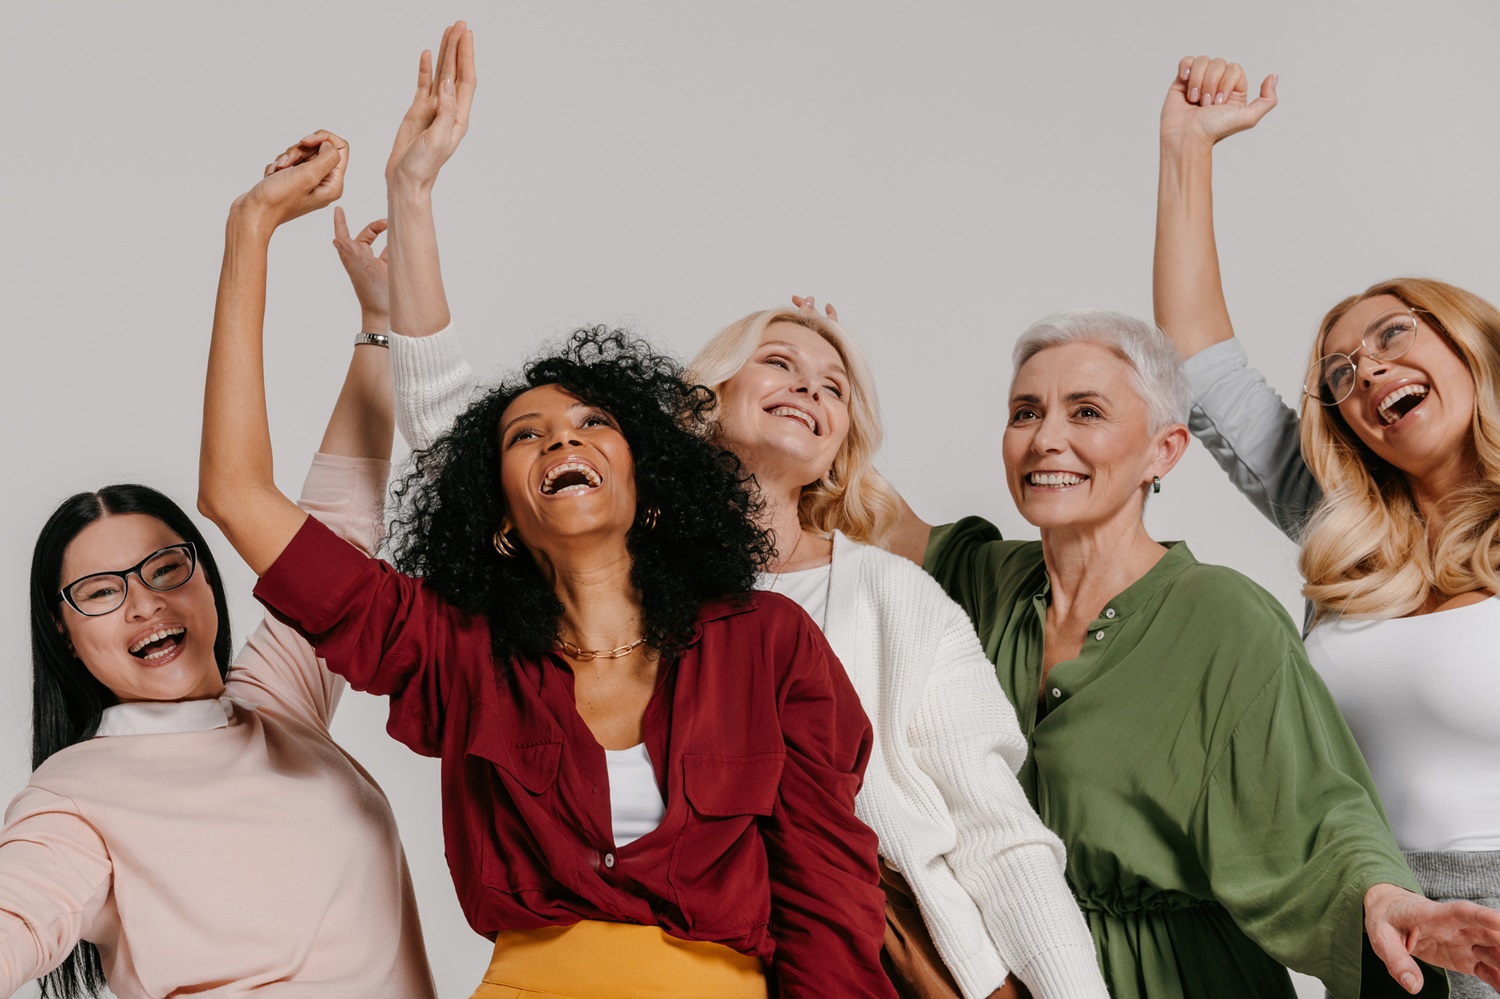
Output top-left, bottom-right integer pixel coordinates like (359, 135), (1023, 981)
(540, 460), (603, 496)
(1374, 383), (1429, 426)
(1027, 471), (1088, 488)
(767, 405), (819, 435)
(129, 626), (186, 662)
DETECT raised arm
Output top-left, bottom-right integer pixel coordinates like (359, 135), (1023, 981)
(386, 20), (476, 338)
(198, 131), (347, 573)
(1152, 56), (1277, 358)
(227, 207), (398, 724)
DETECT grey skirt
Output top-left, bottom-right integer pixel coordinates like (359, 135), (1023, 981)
(1405, 849), (1500, 999)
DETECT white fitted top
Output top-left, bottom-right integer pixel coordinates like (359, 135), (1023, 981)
(1305, 597), (1500, 852)
(605, 743), (664, 846)
(755, 564), (832, 630)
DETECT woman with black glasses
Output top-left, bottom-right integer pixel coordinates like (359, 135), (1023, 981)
(1154, 54), (1500, 997)
(0, 131), (435, 999)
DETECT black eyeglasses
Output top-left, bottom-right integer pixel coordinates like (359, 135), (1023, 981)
(59, 543), (198, 617)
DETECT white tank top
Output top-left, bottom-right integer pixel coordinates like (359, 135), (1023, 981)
(605, 743), (664, 846)
(1305, 597), (1500, 851)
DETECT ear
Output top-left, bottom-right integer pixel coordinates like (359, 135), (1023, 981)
(1148, 423), (1192, 483)
(53, 614), (76, 656)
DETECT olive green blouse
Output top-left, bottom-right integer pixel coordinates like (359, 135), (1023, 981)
(925, 517), (1441, 999)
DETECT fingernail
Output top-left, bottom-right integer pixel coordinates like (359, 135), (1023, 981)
(1188, 87), (1199, 102)
(1401, 974), (1418, 993)
(274, 153), (289, 167)
(1215, 92), (1226, 104)
(443, 77), (455, 93)
(1181, 66), (1190, 80)
(301, 132), (320, 144)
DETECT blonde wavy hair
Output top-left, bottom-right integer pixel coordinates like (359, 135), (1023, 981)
(685, 307), (902, 547)
(1299, 277), (1500, 618)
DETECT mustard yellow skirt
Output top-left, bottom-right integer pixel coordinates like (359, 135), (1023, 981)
(468, 920), (770, 999)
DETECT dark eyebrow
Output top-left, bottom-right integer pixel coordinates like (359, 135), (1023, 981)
(500, 412), (541, 435)
(500, 401), (597, 436)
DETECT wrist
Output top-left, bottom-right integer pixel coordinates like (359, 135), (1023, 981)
(1159, 130), (1217, 162)
(386, 178), (436, 208)
(360, 314), (392, 335)
(1364, 882), (1412, 917)
(225, 202), (277, 244)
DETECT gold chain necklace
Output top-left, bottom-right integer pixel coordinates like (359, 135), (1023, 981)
(765, 528), (808, 592)
(557, 636), (646, 661)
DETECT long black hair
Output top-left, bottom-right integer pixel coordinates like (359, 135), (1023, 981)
(28, 484), (234, 998)
(390, 326), (772, 665)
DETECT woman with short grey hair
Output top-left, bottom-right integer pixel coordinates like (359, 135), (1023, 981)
(893, 307), (1500, 997)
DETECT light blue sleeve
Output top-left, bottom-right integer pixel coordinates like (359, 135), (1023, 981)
(1182, 339), (1324, 541)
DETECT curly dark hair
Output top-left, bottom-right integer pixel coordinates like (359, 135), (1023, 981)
(390, 326), (771, 666)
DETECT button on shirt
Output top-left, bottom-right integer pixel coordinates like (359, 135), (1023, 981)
(254, 516), (892, 998)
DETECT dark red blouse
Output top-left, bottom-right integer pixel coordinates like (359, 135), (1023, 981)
(255, 516), (894, 997)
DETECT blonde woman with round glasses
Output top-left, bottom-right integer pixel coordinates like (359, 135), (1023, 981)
(1154, 54), (1500, 997)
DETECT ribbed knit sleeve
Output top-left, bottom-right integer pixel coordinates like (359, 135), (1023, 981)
(389, 325), (479, 454)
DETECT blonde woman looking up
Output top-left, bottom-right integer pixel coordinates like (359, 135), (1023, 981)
(387, 301), (1108, 998)
(1153, 55), (1500, 998)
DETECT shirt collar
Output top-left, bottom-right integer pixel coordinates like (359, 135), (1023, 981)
(1032, 540), (1198, 622)
(95, 696), (234, 737)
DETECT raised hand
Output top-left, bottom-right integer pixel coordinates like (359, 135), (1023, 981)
(332, 207), (390, 332)
(791, 294), (840, 324)
(233, 130), (348, 229)
(1365, 883), (1500, 994)
(386, 20), (476, 191)
(1161, 56), (1277, 151)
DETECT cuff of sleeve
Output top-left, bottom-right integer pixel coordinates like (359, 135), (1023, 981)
(390, 322), (468, 388)
(302, 453), (392, 555)
(1181, 337), (1249, 403)
(253, 516), (369, 636)
(1010, 943), (1111, 999)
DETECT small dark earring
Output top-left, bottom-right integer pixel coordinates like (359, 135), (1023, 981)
(638, 505), (660, 531)
(492, 528), (518, 558)
(1152, 475), (1162, 495)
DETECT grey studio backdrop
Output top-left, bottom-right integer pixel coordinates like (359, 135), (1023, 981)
(3, 1), (1497, 996)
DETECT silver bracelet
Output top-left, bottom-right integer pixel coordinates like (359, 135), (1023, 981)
(354, 332), (390, 349)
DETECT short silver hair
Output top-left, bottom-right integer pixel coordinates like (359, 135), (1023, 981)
(1012, 309), (1190, 430)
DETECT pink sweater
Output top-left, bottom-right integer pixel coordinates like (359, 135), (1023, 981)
(0, 455), (435, 998)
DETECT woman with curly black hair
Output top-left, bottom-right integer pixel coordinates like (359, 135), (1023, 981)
(198, 23), (892, 999)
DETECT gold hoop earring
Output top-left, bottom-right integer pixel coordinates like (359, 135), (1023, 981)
(1152, 476), (1162, 495)
(493, 528), (519, 558)
(637, 505), (660, 532)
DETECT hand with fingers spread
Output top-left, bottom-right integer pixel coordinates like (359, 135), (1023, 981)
(332, 207), (390, 333)
(233, 130), (349, 231)
(1365, 883), (1500, 994)
(791, 294), (840, 325)
(1161, 55), (1278, 152)
(386, 19), (476, 192)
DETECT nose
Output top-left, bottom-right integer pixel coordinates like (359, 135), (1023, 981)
(544, 432), (583, 452)
(1355, 353), (1390, 386)
(792, 383), (821, 402)
(121, 572), (167, 621)
(1030, 413), (1066, 454)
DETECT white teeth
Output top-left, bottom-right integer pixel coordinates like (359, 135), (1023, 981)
(541, 461), (602, 494)
(129, 627), (184, 655)
(769, 406), (817, 433)
(1377, 384), (1428, 425)
(1029, 472), (1085, 487)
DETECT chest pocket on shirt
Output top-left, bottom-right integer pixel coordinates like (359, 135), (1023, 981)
(682, 752), (783, 816)
(671, 752), (784, 935)
(470, 737), (562, 795)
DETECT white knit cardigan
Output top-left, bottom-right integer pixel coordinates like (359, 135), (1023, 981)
(389, 327), (1108, 999)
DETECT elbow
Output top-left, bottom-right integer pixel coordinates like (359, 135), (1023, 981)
(196, 479), (235, 531)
